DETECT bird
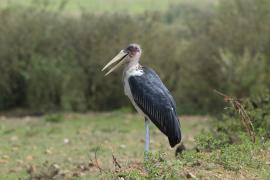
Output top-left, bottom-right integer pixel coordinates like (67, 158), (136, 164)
(102, 43), (181, 154)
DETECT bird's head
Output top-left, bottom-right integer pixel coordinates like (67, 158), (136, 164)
(102, 43), (142, 76)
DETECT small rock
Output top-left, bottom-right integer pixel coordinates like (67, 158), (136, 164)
(175, 143), (186, 156)
(0, 116), (6, 121)
(16, 160), (24, 165)
(26, 165), (36, 174)
(45, 149), (52, 154)
(0, 159), (8, 164)
(26, 155), (33, 161)
(120, 144), (126, 149)
(2, 155), (9, 159)
(23, 116), (31, 121)
(64, 138), (70, 144)
(12, 147), (18, 151)
(72, 172), (80, 177)
(53, 163), (60, 170)
(59, 169), (70, 176)
(10, 136), (18, 141)
(9, 169), (16, 173)
(186, 172), (197, 179)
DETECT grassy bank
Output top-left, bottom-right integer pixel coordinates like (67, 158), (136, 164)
(0, 113), (269, 179)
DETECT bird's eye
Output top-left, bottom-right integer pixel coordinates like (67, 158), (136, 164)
(126, 45), (140, 53)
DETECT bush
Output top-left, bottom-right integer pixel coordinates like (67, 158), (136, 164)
(246, 90), (270, 139)
(213, 136), (266, 171)
(44, 113), (64, 123)
(195, 89), (270, 157)
(193, 92), (270, 172)
(0, 0), (270, 113)
(195, 131), (231, 151)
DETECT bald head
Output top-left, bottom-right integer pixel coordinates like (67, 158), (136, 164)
(125, 43), (142, 58)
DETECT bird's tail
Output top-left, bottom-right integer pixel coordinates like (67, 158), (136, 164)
(168, 115), (181, 148)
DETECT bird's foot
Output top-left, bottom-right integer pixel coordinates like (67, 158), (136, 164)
(144, 151), (150, 161)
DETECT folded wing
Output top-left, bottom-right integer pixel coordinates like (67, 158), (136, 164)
(128, 67), (181, 147)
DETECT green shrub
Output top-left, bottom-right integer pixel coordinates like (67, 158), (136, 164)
(0, 0), (270, 113)
(212, 91), (270, 143)
(44, 114), (64, 123)
(144, 152), (182, 179)
(194, 88), (270, 158)
(246, 90), (270, 139)
(195, 131), (231, 151)
(212, 137), (266, 171)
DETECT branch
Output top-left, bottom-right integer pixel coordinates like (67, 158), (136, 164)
(94, 149), (103, 172)
(214, 89), (256, 143)
(112, 154), (121, 169)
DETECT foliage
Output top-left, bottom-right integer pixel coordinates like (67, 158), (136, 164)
(0, 0), (270, 113)
(246, 90), (270, 139)
(44, 113), (64, 123)
(0, 0), (180, 14)
(212, 137), (266, 171)
(195, 131), (230, 151)
(143, 152), (179, 179)
(189, 96), (270, 176)
(206, 91), (270, 145)
(193, 90), (270, 172)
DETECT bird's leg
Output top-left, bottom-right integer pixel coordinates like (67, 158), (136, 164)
(144, 117), (150, 159)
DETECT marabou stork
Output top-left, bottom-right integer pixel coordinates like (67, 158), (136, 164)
(102, 43), (181, 153)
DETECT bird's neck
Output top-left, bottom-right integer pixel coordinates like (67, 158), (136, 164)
(125, 59), (141, 71)
(123, 59), (143, 77)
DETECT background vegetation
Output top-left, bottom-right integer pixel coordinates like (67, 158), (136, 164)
(0, 0), (183, 14)
(0, 0), (269, 114)
(0, 0), (270, 179)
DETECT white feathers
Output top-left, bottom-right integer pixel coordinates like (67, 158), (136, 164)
(123, 64), (144, 116)
(123, 64), (143, 96)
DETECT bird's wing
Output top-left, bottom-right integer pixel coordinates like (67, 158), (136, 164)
(128, 67), (181, 147)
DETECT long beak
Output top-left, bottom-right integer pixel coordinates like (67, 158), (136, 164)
(102, 50), (128, 76)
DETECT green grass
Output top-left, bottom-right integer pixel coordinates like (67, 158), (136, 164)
(0, 0), (180, 14)
(0, 113), (269, 179)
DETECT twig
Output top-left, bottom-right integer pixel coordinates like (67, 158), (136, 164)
(214, 89), (256, 143)
(94, 149), (103, 172)
(112, 154), (121, 169)
(186, 171), (198, 180)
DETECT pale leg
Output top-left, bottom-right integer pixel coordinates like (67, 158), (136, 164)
(144, 117), (150, 153)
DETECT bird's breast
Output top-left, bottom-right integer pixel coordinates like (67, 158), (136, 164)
(123, 66), (143, 96)
(122, 66), (145, 115)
